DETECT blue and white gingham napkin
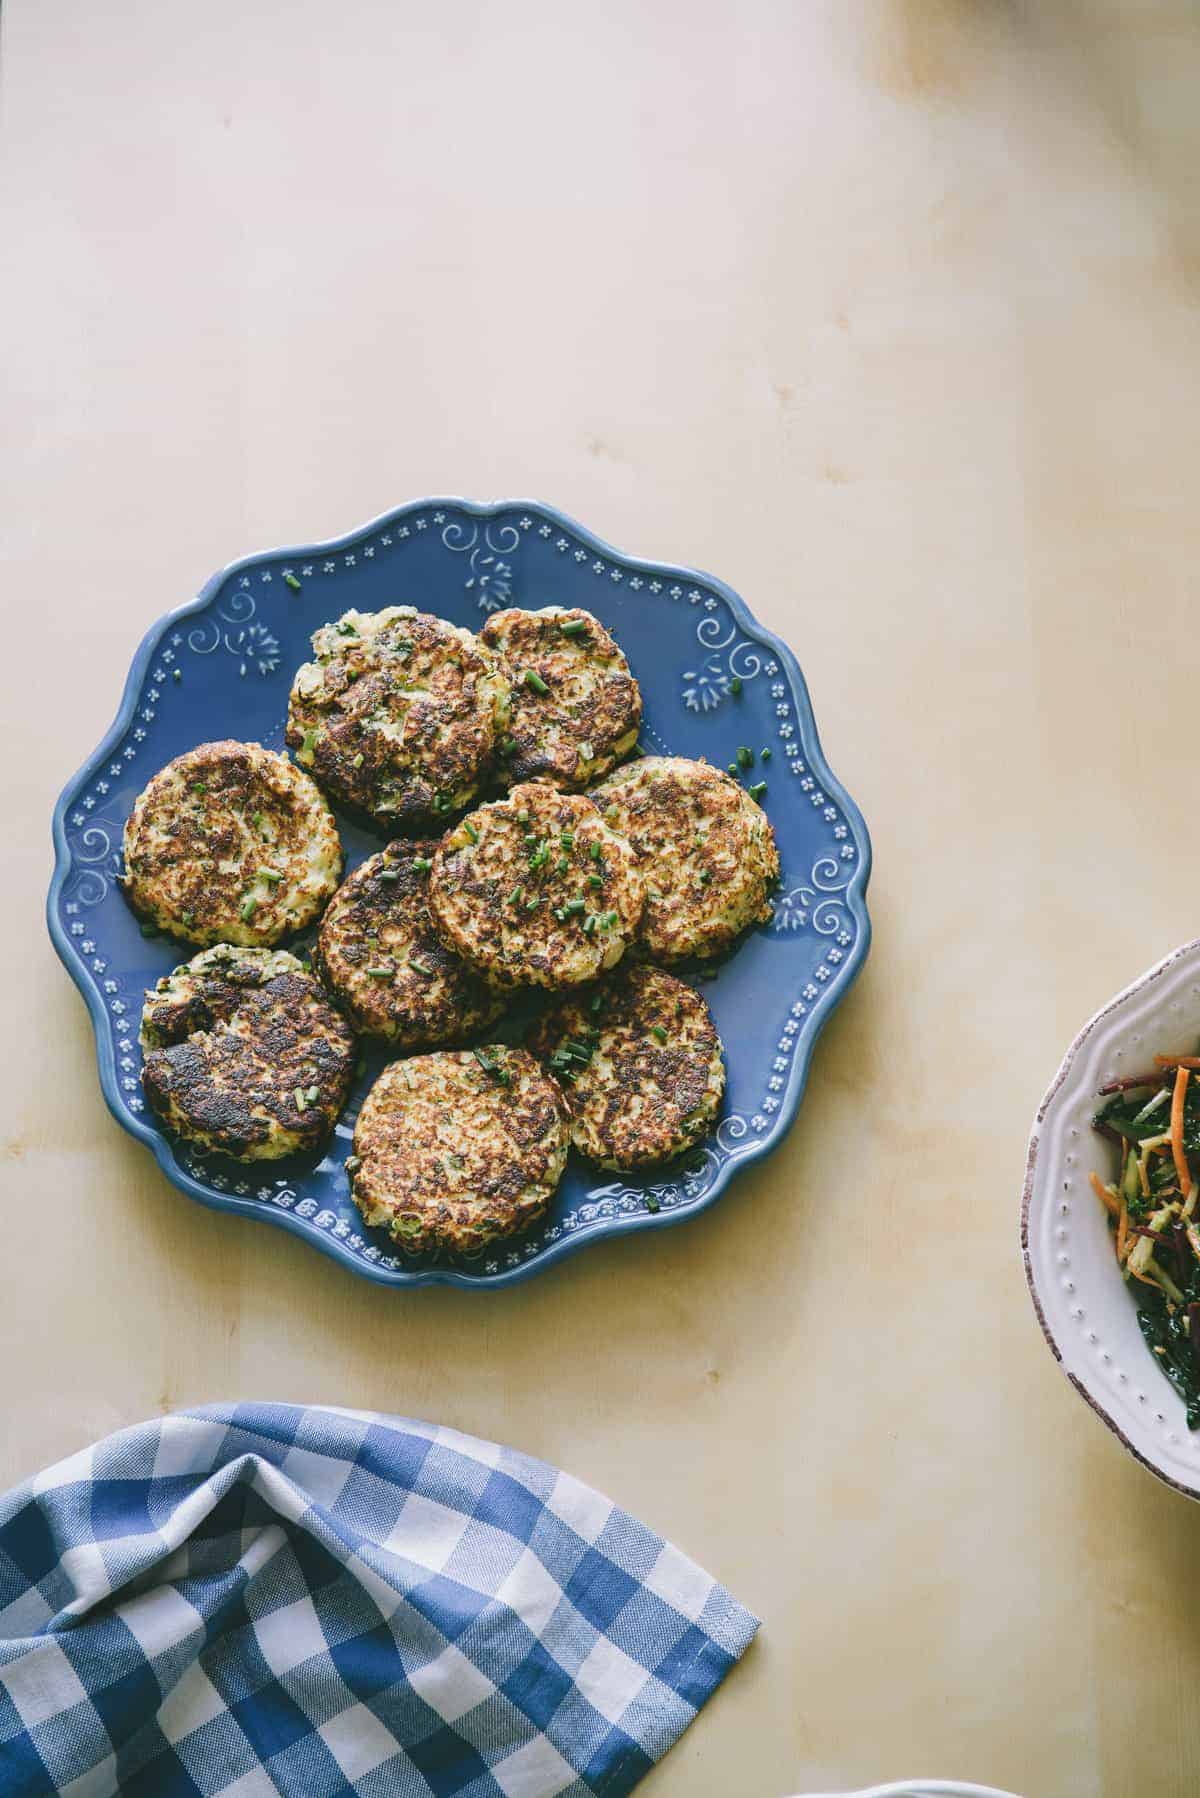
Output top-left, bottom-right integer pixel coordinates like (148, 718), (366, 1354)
(0, 1404), (758, 1796)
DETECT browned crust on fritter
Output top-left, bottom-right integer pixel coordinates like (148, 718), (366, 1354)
(285, 608), (507, 829)
(480, 606), (642, 789)
(123, 741), (342, 947)
(314, 841), (505, 1048)
(528, 964), (725, 1168)
(427, 782), (644, 990)
(350, 1047), (569, 1255)
(591, 756), (780, 964)
(141, 958), (356, 1161)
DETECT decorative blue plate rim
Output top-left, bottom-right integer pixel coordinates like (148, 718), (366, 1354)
(48, 497), (873, 1289)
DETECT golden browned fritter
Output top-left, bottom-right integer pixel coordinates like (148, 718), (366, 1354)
(480, 606), (642, 789)
(123, 741), (342, 948)
(140, 945), (356, 1161)
(589, 756), (779, 964)
(427, 781), (644, 990)
(286, 607), (510, 829)
(349, 1046), (569, 1255)
(314, 841), (505, 1049)
(528, 964), (725, 1168)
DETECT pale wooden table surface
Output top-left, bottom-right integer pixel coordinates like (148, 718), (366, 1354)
(5, 3), (1200, 1794)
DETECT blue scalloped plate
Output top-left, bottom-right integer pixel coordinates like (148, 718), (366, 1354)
(48, 499), (872, 1288)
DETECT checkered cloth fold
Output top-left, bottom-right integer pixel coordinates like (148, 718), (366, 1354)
(0, 1404), (758, 1797)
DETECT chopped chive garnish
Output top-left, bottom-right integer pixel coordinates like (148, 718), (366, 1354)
(589, 992), (604, 1013)
(524, 894), (540, 911)
(463, 820), (479, 843)
(181, 910), (194, 927)
(736, 746), (754, 769)
(727, 763), (738, 776)
(582, 913), (598, 934)
(431, 791), (451, 814)
(353, 752), (364, 768)
(560, 830), (575, 848)
(305, 1084), (320, 1101)
(598, 910), (618, 929)
(336, 619), (359, 635)
(172, 668), (181, 682)
(499, 736), (516, 756)
(587, 873), (603, 888)
(300, 729), (318, 758)
(192, 781), (207, 796)
(559, 619), (588, 637)
(760, 746), (772, 761)
(378, 867), (401, 882)
(366, 965), (394, 978)
(284, 572), (302, 591)
(564, 897), (586, 914)
(556, 854), (569, 875)
(139, 922), (160, 938)
(259, 867), (281, 883)
(508, 885), (524, 907)
(528, 843), (549, 871)
(523, 833), (538, 848)
(698, 869), (711, 886)
(645, 1194), (660, 1213)
(411, 856), (432, 873)
(408, 956), (434, 976)
(239, 894), (258, 921)
(473, 1046), (509, 1083)
(517, 809), (530, 824)
(523, 669), (550, 695)
(589, 841), (602, 862)
(748, 780), (767, 802)
(294, 1088), (307, 1111)
(730, 675), (743, 695)
(651, 1024), (668, 1044)
(253, 811), (266, 832)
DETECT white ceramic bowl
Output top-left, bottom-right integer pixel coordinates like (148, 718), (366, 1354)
(1024, 938), (1200, 1498)
(793, 1783), (1023, 1797)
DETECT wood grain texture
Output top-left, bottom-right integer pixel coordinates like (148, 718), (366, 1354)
(3, 2), (1200, 1793)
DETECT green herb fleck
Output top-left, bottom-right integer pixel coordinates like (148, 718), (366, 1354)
(284, 572), (302, 592)
(645, 1194), (661, 1213)
(523, 669), (550, 695)
(748, 780), (767, 802)
(300, 728), (318, 760)
(559, 618), (588, 637)
(463, 820), (479, 844)
(736, 745), (754, 770)
(294, 1088), (307, 1112)
(760, 746), (772, 762)
(556, 853), (569, 875)
(730, 675), (743, 696)
(336, 619), (359, 636)
(411, 856), (432, 874)
(238, 893), (258, 921)
(172, 668), (181, 682)
(698, 869), (711, 886)
(589, 841), (602, 862)
(560, 830), (575, 849)
(366, 964), (394, 979)
(139, 922), (160, 939)
(727, 763), (738, 777)
(353, 752), (364, 768)
(305, 1084), (320, 1102)
(524, 894), (540, 911)
(407, 955), (434, 976)
(651, 1024), (668, 1044)
(378, 867), (400, 883)
(508, 885), (524, 907)
(258, 867), (281, 884)
(499, 736), (516, 756)
(588, 873), (603, 889)
(473, 1046), (509, 1084)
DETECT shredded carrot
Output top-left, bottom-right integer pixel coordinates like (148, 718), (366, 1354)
(1090, 1170), (1121, 1217)
(1155, 1054), (1200, 1069)
(1117, 1200), (1129, 1262)
(1172, 1065), (1192, 1195)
